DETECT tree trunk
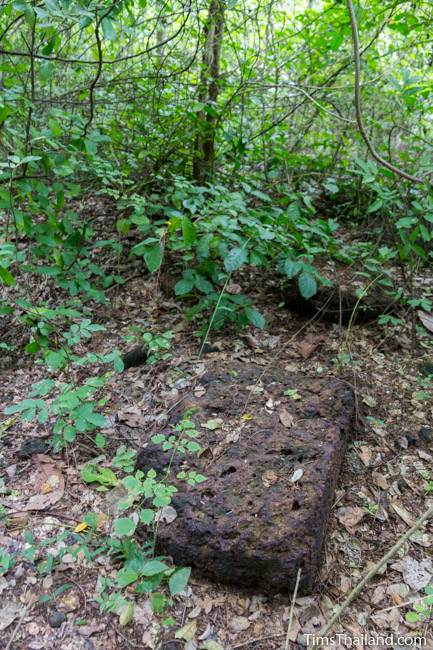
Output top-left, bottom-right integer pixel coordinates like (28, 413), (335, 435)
(192, 0), (225, 183)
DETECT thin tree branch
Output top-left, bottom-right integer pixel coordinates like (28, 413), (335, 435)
(0, 4), (192, 66)
(82, 9), (107, 137)
(346, 0), (423, 183)
(0, 14), (24, 42)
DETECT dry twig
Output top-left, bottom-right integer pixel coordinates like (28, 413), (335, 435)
(317, 502), (433, 640)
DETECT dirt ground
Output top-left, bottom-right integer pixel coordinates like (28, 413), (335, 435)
(1, 254), (432, 649)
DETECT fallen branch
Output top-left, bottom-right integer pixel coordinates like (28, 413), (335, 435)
(317, 502), (433, 640)
(285, 568), (302, 650)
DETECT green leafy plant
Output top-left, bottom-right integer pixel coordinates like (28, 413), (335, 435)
(405, 585), (433, 624)
(142, 330), (174, 365)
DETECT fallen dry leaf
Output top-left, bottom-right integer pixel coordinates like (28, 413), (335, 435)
(418, 310), (433, 333)
(225, 430), (240, 443)
(187, 606), (202, 619)
(387, 582), (409, 606)
(117, 406), (147, 428)
(103, 484), (129, 515)
(336, 506), (365, 534)
(23, 455), (65, 511)
(371, 607), (400, 629)
(339, 576), (352, 594)
(229, 616), (251, 632)
(246, 331), (262, 348)
(402, 556), (433, 591)
(0, 600), (23, 632)
(372, 471), (389, 490)
(290, 468), (303, 483)
(175, 620), (197, 641)
(265, 335), (281, 350)
(201, 642), (225, 650)
(202, 418), (223, 430)
(155, 505), (177, 524)
(358, 445), (372, 466)
(134, 601), (153, 627)
(286, 616), (300, 642)
(391, 502), (415, 527)
(279, 409), (295, 428)
(371, 584), (386, 605)
(226, 282), (242, 294)
(58, 589), (80, 612)
(297, 333), (327, 359)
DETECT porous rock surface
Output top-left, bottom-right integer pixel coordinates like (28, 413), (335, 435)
(137, 362), (354, 594)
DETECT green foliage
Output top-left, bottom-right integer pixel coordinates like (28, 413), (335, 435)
(2, 0), (433, 629)
(81, 464), (118, 488)
(405, 586), (433, 624)
(142, 330), (174, 365)
(113, 446), (137, 474)
(0, 409), (204, 623)
(5, 374), (109, 448)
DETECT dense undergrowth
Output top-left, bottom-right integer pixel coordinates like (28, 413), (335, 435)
(1, 0), (433, 633)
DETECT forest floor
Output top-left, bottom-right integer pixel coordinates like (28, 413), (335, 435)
(1, 205), (432, 649)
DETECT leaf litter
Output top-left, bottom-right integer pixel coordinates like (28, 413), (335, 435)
(0, 264), (432, 649)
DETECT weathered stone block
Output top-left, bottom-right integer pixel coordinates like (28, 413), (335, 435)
(137, 363), (354, 594)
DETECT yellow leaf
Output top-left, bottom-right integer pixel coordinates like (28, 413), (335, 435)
(119, 601), (134, 626)
(175, 620), (197, 641)
(0, 417), (16, 435)
(74, 522), (88, 533)
(241, 413), (253, 421)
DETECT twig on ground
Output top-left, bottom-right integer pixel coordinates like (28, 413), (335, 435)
(5, 593), (37, 650)
(317, 502), (433, 640)
(285, 568), (302, 650)
(233, 632), (286, 649)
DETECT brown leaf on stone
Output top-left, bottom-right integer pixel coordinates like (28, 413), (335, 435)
(262, 470), (279, 487)
(279, 409), (295, 428)
(297, 333), (327, 360)
(336, 506), (365, 534)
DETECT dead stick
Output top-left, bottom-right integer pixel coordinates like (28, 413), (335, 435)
(233, 633), (285, 649)
(285, 568), (302, 650)
(5, 594), (36, 650)
(317, 502), (433, 641)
